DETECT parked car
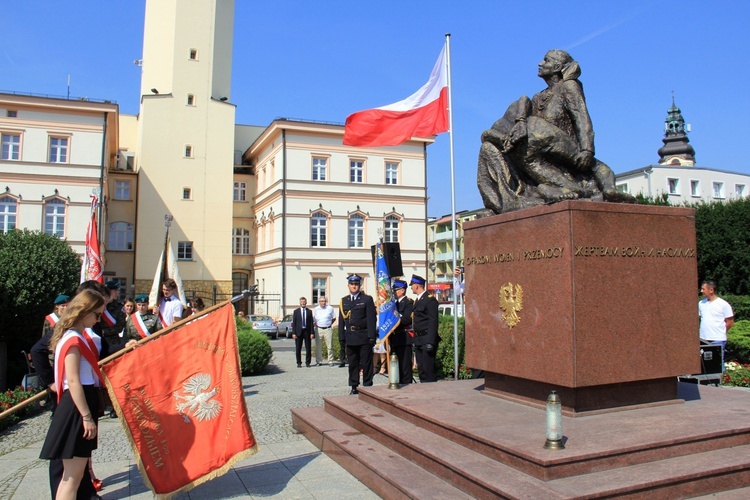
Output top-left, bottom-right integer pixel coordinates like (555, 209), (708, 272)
(277, 314), (293, 338)
(248, 315), (278, 339)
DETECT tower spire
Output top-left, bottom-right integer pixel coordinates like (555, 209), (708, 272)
(657, 95), (695, 166)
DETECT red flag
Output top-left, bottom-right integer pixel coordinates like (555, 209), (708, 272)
(101, 304), (257, 496)
(343, 45), (449, 147)
(80, 196), (103, 283)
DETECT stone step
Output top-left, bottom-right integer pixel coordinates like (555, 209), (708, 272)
(320, 395), (564, 499)
(352, 381), (750, 480)
(312, 394), (750, 499)
(292, 406), (473, 500)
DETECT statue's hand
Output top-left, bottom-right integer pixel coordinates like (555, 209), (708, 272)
(502, 120), (527, 153)
(575, 150), (594, 171)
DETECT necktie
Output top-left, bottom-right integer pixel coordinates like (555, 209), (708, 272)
(301, 309), (306, 328)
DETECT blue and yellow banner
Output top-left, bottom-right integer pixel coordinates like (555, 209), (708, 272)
(375, 243), (400, 342)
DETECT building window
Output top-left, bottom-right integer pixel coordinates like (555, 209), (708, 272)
(114, 180), (131, 200)
(350, 160), (364, 183)
(108, 222), (134, 251)
(233, 228), (250, 255)
(182, 187), (192, 200)
(0, 196), (17, 233)
(735, 184), (746, 198)
(384, 215), (399, 243)
(690, 180), (701, 197)
(178, 241), (193, 260)
(49, 137), (69, 163)
(312, 157), (327, 181)
(385, 162), (399, 185)
(189, 49), (198, 60)
(312, 277), (327, 305)
(1, 133), (20, 160)
(310, 212), (327, 247)
(616, 183), (629, 194)
(234, 181), (246, 201)
(185, 145), (193, 158)
(44, 198), (66, 237)
(713, 182), (725, 199)
(6, 110), (17, 118)
(348, 214), (364, 248)
(187, 94), (195, 105)
(667, 178), (679, 195)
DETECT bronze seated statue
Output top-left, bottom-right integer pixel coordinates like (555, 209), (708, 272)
(477, 49), (636, 214)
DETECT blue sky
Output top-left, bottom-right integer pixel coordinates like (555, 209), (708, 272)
(2, 1), (748, 217)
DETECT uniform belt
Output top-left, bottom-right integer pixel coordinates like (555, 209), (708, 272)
(349, 325), (367, 331)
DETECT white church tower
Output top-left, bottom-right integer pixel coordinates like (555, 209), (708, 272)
(134, 0), (236, 296)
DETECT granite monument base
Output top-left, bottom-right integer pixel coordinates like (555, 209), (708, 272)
(292, 381), (750, 498)
(463, 201), (700, 414)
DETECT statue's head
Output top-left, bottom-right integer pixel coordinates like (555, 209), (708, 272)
(538, 50), (581, 81)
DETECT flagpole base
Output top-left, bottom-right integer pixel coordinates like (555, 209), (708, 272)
(388, 382), (400, 390)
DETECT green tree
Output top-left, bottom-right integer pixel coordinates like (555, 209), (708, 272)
(0, 230), (80, 390)
(694, 199), (750, 295)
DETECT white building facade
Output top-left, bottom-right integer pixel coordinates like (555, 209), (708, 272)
(239, 119), (430, 317)
(616, 100), (749, 204)
(0, 92), (118, 255)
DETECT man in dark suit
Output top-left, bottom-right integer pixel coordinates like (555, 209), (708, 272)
(292, 297), (315, 367)
(390, 279), (415, 384)
(338, 274), (377, 394)
(409, 274), (440, 382)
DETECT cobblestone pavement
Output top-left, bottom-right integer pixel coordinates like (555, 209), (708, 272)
(0, 338), (384, 499)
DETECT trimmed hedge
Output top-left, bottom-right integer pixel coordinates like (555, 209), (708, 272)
(236, 319), (272, 375)
(437, 315), (468, 379)
(727, 320), (750, 364)
(723, 295), (750, 322)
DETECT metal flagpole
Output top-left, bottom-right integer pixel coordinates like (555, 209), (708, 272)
(445, 34), (459, 380)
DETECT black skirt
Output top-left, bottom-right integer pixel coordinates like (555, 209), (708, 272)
(39, 385), (99, 460)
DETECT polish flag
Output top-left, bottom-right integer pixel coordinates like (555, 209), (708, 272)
(343, 46), (449, 147)
(80, 196), (103, 283)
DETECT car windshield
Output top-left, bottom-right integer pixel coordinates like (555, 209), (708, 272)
(251, 316), (272, 322)
(283, 315), (292, 322)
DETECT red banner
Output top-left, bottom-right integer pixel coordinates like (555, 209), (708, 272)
(102, 304), (257, 496)
(80, 196), (103, 283)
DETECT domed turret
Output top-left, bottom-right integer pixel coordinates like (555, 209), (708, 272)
(657, 96), (695, 166)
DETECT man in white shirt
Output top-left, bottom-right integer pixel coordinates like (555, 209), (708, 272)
(313, 296), (337, 365)
(159, 278), (184, 327)
(699, 279), (734, 354)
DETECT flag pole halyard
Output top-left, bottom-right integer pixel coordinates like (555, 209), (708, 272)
(445, 34), (460, 381)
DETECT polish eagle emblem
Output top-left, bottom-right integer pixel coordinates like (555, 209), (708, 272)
(173, 373), (222, 423)
(498, 282), (523, 328)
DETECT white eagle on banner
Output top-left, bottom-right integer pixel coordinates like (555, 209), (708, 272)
(173, 373), (222, 423)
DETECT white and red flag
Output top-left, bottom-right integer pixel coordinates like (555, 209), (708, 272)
(80, 196), (103, 283)
(343, 45), (449, 147)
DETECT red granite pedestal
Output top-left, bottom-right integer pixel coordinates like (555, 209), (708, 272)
(463, 201), (700, 414)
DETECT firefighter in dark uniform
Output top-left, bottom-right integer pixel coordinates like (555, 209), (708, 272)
(410, 274), (440, 382)
(390, 279), (415, 384)
(338, 274), (377, 394)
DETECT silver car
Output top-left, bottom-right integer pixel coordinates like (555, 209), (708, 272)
(249, 315), (278, 339)
(277, 314), (293, 338)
